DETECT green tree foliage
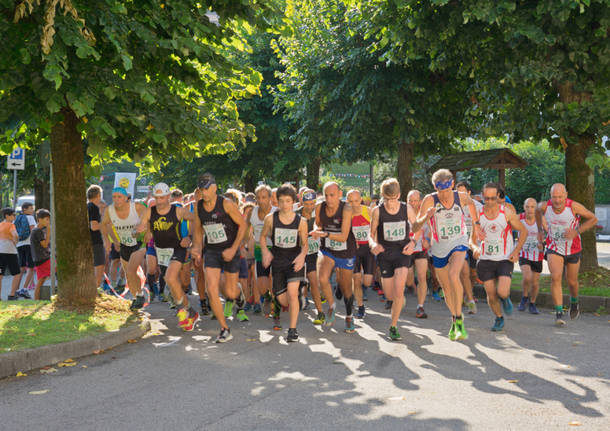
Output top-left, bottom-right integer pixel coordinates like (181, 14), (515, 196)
(359, 0), (609, 268)
(0, 0), (274, 305)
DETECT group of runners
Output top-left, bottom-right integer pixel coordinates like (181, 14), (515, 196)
(86, 168), (598, 343)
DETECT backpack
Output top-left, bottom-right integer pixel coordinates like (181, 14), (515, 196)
(15, 214), (31, 241)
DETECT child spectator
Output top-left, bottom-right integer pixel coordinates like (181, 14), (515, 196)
(30, 209), (51, 300)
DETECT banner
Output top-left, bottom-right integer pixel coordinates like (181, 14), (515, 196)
(113, 172), (137, 197)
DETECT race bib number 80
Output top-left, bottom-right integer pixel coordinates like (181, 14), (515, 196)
(352, 225), (370, 242)
(204, 223), (227, 244)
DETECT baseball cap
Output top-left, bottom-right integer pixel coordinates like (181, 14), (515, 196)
(153, 182), (170, 197)
(198, 172), (216, 189)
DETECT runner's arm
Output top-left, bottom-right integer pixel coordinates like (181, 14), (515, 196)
(100, 208), (120, 247)
(310, 203), (325, 238)
(412, 195), (434, 233)
(224, 199), (247, 252)
(325, 204), (353, 243)
(507, 207), (528, 257)
(298, 218), (308, 259)
(572, 202), (598, 235)
(136, 207), (151, 234)
(191, 203), (204, 260)
(535, 201), (548, 242)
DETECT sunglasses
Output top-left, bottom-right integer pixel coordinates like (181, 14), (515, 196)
(483, 196), (497, 201)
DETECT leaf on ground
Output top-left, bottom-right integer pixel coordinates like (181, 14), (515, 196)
(247, 338), (257, 342)
(127, 339), (138, 343)
(568, 421), (582, 426)
(507, 379), (519, 383)
(93, 350), (103, 355)
(16, 371), (27, 377)
(149, 332), (162, 336)
(81, 365), (88, 368)
(408, 411), (417, 415)
(63, 358), (75, 363)
(58, 361), (77, 367)
(40, 367), (58, 374)
(29, 390), (49, 395)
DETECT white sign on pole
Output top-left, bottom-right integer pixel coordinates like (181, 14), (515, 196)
(7, 147), (25, 170)
(113, 172), (137, 197)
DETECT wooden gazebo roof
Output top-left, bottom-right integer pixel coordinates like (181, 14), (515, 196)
(429, 148), (527, 188)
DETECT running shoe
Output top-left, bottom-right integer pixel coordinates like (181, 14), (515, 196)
(17, 289), (31, 299)
(182, 309), (200, 331)
(235, 283), (246, 309)
(569, 302), (580, 320)
(377, 289), (384, 296)
(253, 302), (262, 314)
(466, 301), (477, 315)
(528, 302), (539, 314)
(236, 309), (249, 322)
(325, 306), (336, 327)
(168, 294), (176, 309)
(263, 295), (272, 316)
(177, 308), (189, 328)
(287, 328), (299, 342)
(491, 316), (505, 332)
(7, 295), (18, 301)
(518, 296), (528, 312)
(455, 318), (468, 340)
(215, 328), (233, 343)
(224, 300), (234, 318)
(432, 290), (442, 302)
(356, 305), (365, 319)
(344, 316), (355, 333)
(555, 312), (566, 326)
(313, 312), (326, 325)
(415, 306), (427, 319)
(243, 302), (252, 312)
(334, 286), (343, 300)
(200, 299), (210, 316)
(273, 316), (282, 331)
(130, 295), (145, 310)
(501, 297), (513, 315)
(362, 286), (368, 301)
(385, 300), (393, 310)
(389, 326), (401, 341)
(302, 296), (310, 311)
(448, 321), (458, 341)
(159, 293), (167, 302)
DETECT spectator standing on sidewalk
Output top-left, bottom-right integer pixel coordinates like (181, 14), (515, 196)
(0, 208), (21, 300)
(14, 202), (37, 298)
(30, 209), (51, 300)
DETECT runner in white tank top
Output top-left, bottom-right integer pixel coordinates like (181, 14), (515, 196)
(101, 187), (148, 310)
(246, 184), (276, 313)
(535, 183), (598, 326)
(517, 198), (545, 315)
(412, 169), (480, 342)
(472, 183), (527, 332)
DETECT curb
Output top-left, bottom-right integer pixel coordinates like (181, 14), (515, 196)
(0, 318), (150, 379)
(471, 286), (608, 312)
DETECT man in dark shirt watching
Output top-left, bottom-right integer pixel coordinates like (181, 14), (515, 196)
(30, 209), (51, 300)
(87, 185), (107, 288)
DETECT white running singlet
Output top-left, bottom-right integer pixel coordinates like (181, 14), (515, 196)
(544, 199), (581, 256)
(429, 191), (468, 258)
(479, 205), (513, 261)
(519, 213), (543, 262)
(108, 202), (140, 247)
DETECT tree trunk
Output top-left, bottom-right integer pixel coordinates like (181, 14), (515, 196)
(243, 174), (255, 193)
(51, 108), (97, 307)
(558, 81), (598, 270)
(565, 134), (598, 270)
(397, 141), (414, 201)
(306, 157), (321, 190)
(34, 176), (50, 210)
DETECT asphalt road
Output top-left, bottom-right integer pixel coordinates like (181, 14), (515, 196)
(1, 288), (609, 430)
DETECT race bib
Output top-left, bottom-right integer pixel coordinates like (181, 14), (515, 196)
(383, 221), (406, 242)
(117, 228), (137, 247)
(352, 225), (370, 242)
(327, 237), (347, 251)
(484, 239), (502, 256)
(155, 247), (174, 267)
(204, 223), (227, 244)
(307, 237), (320, 255)
(551, 224), (567, 242)
(437, 215), (462, 240)
(524, 238), (539, 253)
(274, 228), (298, 249)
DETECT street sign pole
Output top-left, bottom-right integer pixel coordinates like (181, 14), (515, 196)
(13, 170), (17, 208)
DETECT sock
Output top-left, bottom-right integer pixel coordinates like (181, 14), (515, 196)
(456, 315), (463, 321)
(452, 315), (456, 321)
(418, 304), (423, 308)
(555, 305), (563, 313)
(235, 295), (244, 308)
(344, 295), (354, 317)
(137, 292), (144, 298)
(522, 296), (529, 300)
(570, 296), (578, 304)
(176, 296), (184, 308)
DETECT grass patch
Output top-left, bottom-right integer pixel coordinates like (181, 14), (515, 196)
(511, 266), (610, 297)
(0, 294), (137, 353)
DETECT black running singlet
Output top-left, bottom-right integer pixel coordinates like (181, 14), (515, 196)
(197, 196), (238, 251)
(150, 205), (181, 249)
(319, 201), (356, 258)
(271, 212), (302, 264)
(377, 201), (410, 252)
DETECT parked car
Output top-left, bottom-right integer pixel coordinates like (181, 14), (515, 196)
(15, 195), (35, 213)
